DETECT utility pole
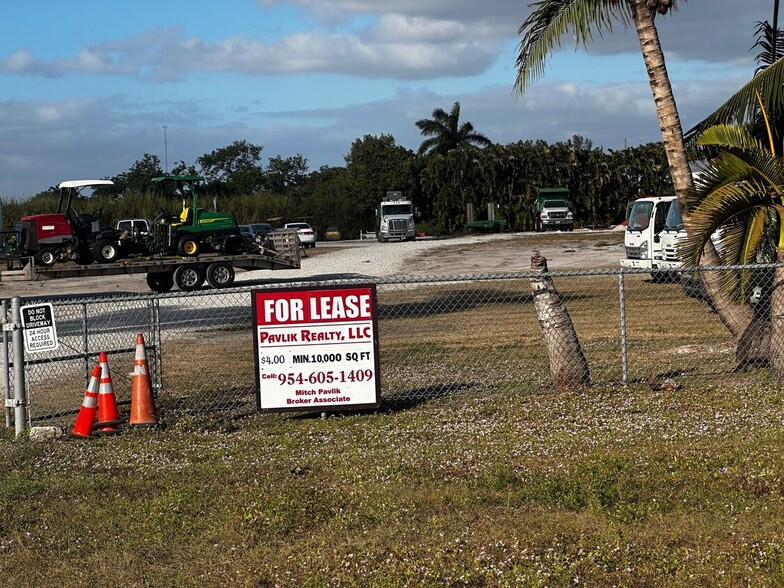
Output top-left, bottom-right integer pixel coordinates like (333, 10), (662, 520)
(163, 125), (169, 173)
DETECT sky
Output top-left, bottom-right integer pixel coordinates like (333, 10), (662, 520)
(0, 0), (775, 198)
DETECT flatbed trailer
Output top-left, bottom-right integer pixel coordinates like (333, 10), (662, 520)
(0, 230), (301, 293)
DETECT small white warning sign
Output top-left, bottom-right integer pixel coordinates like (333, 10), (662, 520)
(20, 303), (59, 353)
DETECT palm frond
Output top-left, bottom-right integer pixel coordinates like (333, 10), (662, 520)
(713, 209), (768, 301)
(684, 57), (784, 146)
(515, 0), (630, 94)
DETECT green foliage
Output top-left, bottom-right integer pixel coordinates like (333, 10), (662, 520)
(415, 101), (492, 156)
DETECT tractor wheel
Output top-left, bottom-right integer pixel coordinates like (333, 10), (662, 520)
(173, 264), (204, 292)
(36, 248), (58, 267)
(177, 236), (201, 257)
(206, 262), (235, 289)
(146, 272), (174, 293)
(93, 239), (121, 263)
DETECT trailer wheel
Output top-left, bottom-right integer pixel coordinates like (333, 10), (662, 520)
(93, 239), (120, 263)
(206, 262), (235, 289)
(177, 236), (201, 257)
(36, 248), (57, 267)
(146, 272), (174, 293)
(173, 264), (204, 291)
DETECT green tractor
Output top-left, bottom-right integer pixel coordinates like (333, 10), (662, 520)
(147, 175), (247, 257)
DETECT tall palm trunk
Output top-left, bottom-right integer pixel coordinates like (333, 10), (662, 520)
(629, 0), (754, 339)
(770, 248), (784, 374)
(530, 254), (590, 389)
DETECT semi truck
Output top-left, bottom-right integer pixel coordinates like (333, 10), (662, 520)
(376, 191), (415, 242)
(533, 188), (574, 232)
(620, 195), (677, 280)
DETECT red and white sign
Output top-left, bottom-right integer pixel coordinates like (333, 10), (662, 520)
(253, 285), (381, 412)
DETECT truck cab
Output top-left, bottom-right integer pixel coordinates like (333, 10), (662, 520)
(659, 199), (685, 270)
(376, 191), (415, 242)
(533, 188), (574, 231)
(620, 195), (675, 275)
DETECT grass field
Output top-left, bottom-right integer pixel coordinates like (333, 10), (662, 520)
(3, 378), (784, 586)
(6, 262), (784, 585)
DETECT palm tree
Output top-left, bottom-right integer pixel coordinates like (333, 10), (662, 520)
(679, 118), (784, 373)
(415, 102), (492, 156)
(515, 0), (751, 340)
(530, 253), (591, 389)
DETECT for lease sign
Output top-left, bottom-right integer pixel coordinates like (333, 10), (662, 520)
(253, 285), (381, 412)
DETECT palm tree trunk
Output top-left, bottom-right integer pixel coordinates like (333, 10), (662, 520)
(530, 254), (590, 389)
(629, 0), (754, 341)
(769, 249), (784, 375)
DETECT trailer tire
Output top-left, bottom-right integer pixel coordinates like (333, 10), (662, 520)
(206, 262), (235, 289)
(36, 248), (57, 267)
(174, 265), (204, 291)
(177, 236), (201, 257)
(146, 272), (174, 293)
(93, 239), (121, 263)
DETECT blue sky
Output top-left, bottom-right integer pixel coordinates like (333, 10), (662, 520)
(0, 0), (773, 197)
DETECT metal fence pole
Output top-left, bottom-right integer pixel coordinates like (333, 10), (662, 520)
(618, 270), (629, 386)
(82, 302), (89, 385)
(2, 300), (9, 428)
(11, 297), (27, 436)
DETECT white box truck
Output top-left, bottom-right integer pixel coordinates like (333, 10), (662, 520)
(620, 195), (677, 280)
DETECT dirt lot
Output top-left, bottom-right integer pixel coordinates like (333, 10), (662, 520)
(0, 229), (625, 299)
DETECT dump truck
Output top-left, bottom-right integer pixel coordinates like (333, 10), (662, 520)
(533, 188), (574, 231)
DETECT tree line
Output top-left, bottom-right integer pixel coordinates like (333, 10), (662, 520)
(1, 132), (673, 239)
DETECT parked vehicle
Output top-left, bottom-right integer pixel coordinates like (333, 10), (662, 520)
(324, 227), (341, 241)
(533, 188), (574, 232)
(250, 223), (273, 240)
(620, 195), (676, 280)
(284, 222), (317, 248)
(15, 179), (119, 266)
(15, 176), (247, 266)
(2, 230), (301, 293)
(376, 191), (415, 242)
(239, 225), (256, 243)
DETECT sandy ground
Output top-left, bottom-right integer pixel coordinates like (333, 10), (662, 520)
(0, 229), (625, 299)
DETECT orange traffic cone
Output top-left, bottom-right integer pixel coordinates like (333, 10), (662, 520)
(130, 333), (158, 426)
(95, 351), (121, 435)
(71, 365), (102, 439)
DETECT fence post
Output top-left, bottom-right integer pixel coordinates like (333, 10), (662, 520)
(10, 297), (27, 436)
(81, 302), (89, 386)
(618, 270), (629, 386)
(2, 300), (10, 428)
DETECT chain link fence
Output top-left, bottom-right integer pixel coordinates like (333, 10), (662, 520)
(2, 264), (776, 429)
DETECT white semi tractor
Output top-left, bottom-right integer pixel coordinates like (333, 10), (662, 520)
(376, 191), (415, 242)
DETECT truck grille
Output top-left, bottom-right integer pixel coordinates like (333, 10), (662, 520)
(625, 246), (641, 259)
(548, 211), (566, 219)
(663, 245), (679, 262)
(389, 219), (407, 232)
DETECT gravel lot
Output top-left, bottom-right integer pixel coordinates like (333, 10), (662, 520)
(0, 230), (625, 298)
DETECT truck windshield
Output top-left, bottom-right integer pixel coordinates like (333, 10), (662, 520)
(381, 204), (412, 215)
(628, 201), (653, 231)
(664, 200), (683, 231)
(543, 200), (569, 208)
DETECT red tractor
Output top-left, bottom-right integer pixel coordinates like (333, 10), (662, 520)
(15, 180), (121, 266)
